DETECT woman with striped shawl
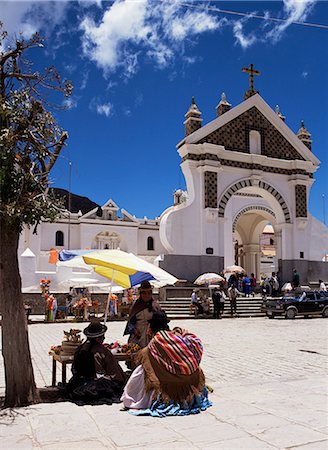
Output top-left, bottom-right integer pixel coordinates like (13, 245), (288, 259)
(121, 311), (212, 417)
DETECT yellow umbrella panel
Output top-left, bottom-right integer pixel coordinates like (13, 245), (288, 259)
(94, 265), (140, 289)
(83, 250), (156, 289)
(83, 249), (177, 288)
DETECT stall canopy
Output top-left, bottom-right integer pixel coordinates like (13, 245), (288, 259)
(58, 249), (178, 323)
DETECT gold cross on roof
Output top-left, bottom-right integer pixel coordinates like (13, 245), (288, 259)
(242, 63), (261, 99)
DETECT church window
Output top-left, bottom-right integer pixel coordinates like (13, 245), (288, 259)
(55, 231), (64, 246)
(270, 238), (274, 246)
(147, 236), (154, 251)
(249, 130), (261, 155)
(300, 251), (304, 259)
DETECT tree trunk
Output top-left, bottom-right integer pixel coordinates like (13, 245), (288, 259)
(0, 218), (40, 407)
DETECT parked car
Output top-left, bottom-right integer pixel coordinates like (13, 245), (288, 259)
(264, 291), (328, 319)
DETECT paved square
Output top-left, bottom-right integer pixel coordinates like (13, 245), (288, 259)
(0, 318), (327, 449)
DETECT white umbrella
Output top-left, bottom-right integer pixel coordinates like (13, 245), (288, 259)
(57, 257), (93, 271)
(194, 273), (224, 285)
(59, 277), (100, 287)
(224, 265), (245, 274)
(281, 282), (293, 292)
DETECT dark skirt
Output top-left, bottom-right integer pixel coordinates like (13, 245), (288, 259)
(66, 375), (124, 406)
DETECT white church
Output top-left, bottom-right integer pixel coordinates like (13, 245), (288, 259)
(19, 65), (328, 290)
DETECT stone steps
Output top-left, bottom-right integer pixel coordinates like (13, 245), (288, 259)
(160, 296), (266, 319)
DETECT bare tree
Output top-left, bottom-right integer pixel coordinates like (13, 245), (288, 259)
(0, 25), (72, 407)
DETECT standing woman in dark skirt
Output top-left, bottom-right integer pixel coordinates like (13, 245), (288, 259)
(124, 280), (161, 349)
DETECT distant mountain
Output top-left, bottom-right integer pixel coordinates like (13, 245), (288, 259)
(51, 188), (100, 215)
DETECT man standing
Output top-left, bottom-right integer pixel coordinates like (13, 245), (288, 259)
(242, 274), (251, 297)
(212, 286), (226, 319)
(218, 286), (227, 318)
(292, 269), (300, 289)
(270, 272), (279, 297)
(228, 285), (242, 316)
(191, 289), (203, 316)
(250, 273), (256, 297)
(212, 287), (220, 319)
(319, 280), (327, 291)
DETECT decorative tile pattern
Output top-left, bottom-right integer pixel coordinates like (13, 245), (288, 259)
(295, 185), (307, 217)
(218, 178), (291, 223)
(204, 171), (217, 208)
(196, 106), (305, 161)
(185, 119), (202, 136)
(181, 153), (313, 177)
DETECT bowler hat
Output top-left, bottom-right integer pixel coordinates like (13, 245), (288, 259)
(84, 319), (107, 338)
(139, 280), (153, 292)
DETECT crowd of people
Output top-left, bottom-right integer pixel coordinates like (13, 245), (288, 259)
(58, 271), (327, 413)
(189, 268), (327, 318)
(190, 272), (256, 319)
(65, 280), (212, 417)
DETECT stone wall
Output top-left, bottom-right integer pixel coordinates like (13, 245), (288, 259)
(160, 254), (224, 282)
(278, 259), (328, 285)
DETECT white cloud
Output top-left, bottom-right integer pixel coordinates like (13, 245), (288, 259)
(302, 71), (309, 78)
(63, 97), (78, 109)
(265, 0), (316, 43)
(80, 71), (89, 90)
(96, 102), (113, 117)
(231, 0), (316, 49)
(233, 20), (257, 49)
(80, 0), (150, 72)
(165, 9), (219, 41)
(79, 0), (223, 75)
(1, 1), (69, 42)
(89, 97), (113, 117)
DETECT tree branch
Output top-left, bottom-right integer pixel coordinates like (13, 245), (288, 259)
(46, 132), (68, 173)
(5, 73), (39, 80)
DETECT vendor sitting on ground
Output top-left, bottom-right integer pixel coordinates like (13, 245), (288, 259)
(121, 311), (212, 417)
(66, 319), (126, 405)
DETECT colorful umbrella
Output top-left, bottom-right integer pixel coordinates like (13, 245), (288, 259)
(194, 273), (225, 285)
(83, 249), (177, 289)
(82, 249), (178, 323)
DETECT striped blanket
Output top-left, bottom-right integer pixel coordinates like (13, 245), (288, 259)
(148, 328), (203, 376)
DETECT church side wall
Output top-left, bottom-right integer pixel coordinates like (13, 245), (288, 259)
(137, 228), (165, 256)
(159, 161), (205, 255)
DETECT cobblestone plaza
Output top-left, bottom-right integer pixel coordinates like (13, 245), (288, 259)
(1, 318), (327, 449)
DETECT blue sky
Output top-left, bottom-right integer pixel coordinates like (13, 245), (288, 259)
(2, 0), (328, 222)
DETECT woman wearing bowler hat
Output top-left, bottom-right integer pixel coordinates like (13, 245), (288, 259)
(124, 280), (161, 349)
(66, 319), (126, 404)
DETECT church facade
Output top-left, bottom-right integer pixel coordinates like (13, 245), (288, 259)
(18, 67), (328, 289)
(159, 70), (328, 284)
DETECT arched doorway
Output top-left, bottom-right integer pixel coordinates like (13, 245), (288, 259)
(233, 207), (277, 279)
(219, 178), (290, 278)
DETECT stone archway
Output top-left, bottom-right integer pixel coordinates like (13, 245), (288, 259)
(219, 179), (290, 277)
(218, 179), (291, 224)
(232, 206), (277, 279)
